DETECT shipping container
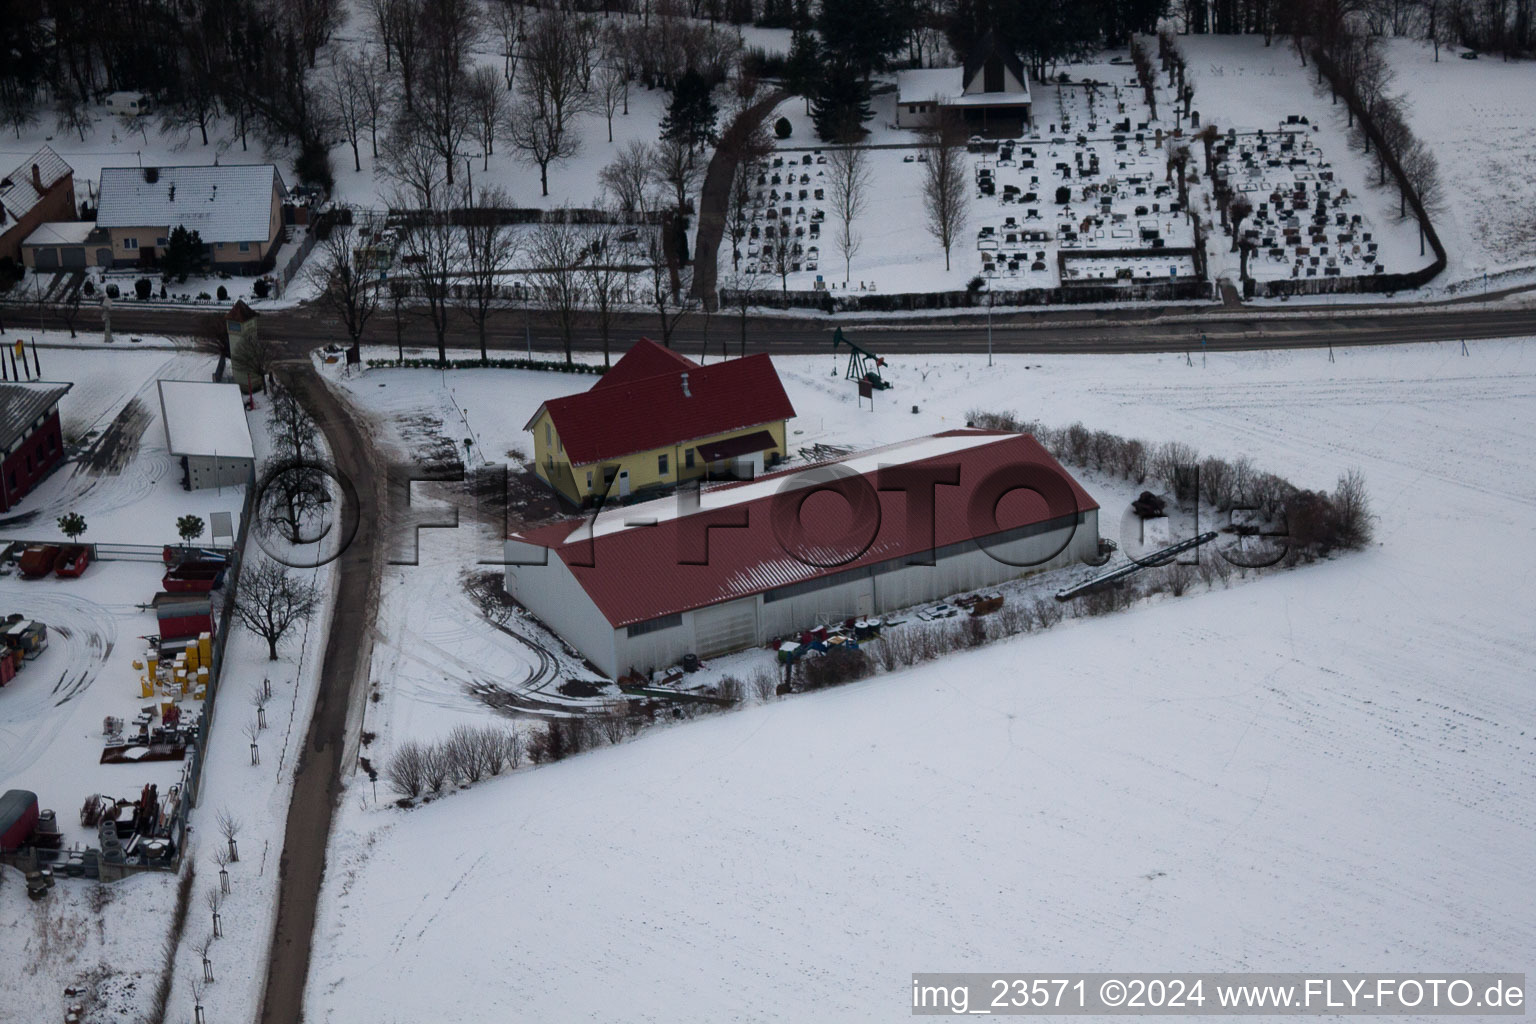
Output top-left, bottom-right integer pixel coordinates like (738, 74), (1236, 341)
(0, 789), (40, 851)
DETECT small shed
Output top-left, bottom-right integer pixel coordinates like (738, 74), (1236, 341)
(156, 380), (255, 490)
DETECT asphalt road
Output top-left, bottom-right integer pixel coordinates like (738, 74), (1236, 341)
(15, 291), (1536, 359)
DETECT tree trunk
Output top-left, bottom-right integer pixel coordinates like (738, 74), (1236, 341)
(266, 636), (279, 660)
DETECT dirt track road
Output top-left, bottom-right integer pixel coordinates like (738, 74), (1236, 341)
(256, 363), (383, 1024)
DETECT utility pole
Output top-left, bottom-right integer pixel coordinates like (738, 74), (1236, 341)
(986, 269), (995, 368)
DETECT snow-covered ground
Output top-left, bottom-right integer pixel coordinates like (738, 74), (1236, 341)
(1380, 38), (1536, 289)
(303, 337), (1534, 1021)
(0, 343), (244, 542)
(0, 345), (338, 1024)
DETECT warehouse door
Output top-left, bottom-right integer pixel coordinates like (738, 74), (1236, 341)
(693, 600), (759, 658)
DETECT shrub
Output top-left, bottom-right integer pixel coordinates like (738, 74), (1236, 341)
(774, 116), (792, 139)
(217, 285), (228, 301)
(252, 278), (271, 299)
(797, 646), (872, 689)
(82, 279), (95, 297)
(716, 675), (745, 702)
(1331, 469), (1372, 549)
(134, 277), (152, 300)
(386, 742), (427, 797)
(105, 283), (120, 298)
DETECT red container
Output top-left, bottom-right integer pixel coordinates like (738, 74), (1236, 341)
(54, 545), (91, 577)
(0, 789), (39, 851)
(19, 545), (60, 579)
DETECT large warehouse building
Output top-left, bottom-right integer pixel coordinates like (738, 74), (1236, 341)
(506, 430), (1100, 678)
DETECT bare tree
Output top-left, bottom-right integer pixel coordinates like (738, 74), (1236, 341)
(825, 145), (871, 285)
(595, 61), (628, 144)
(599, 140), (655, 215)
(460, 184), (521, 361)
(643, 223), (695, 347)
(307, 219), (382, 349)
(525, 212), (588, 366)
(216, 809), (242, 862)
(378, 0), (424, 110)
(503, 98), (581, 198)
(232, 560), (321, 661)
(330, 55), (369, 173)
(920, 110), (968, 272)
(378, 120), (447, 209)
(506, 9), (594, 196)
(411, 0), (480, 186)
(581, 218), (629, 369)
(203, 886), (223, 938)
(394, 192), (462, 362)
(486, 0), (523, 90)
(244, 718), (261, 764)
(650, 135), (700, 214)
(763, 217), (796, 293)
(354, 51), (393, 160)
(1229, 195), (1253, 252)
(465, 65), (507, 172)
(1400, 139), (1442, 255)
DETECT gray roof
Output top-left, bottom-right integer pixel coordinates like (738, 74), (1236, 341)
(97, 164), (287, 243)
(0, 382), (72, 452)
(0, 146), (73, 227)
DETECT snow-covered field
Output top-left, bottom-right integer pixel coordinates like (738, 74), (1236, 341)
(301, 337), (1535, 1021)
(1381, 38), (1536, 288)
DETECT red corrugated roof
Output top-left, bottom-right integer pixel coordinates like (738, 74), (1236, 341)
(516, 431), (1098, 628)
(590, 338), (697, 390)
(530, 351), (796, 466)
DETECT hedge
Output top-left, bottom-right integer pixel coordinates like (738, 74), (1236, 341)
(366, 357), (606, 373)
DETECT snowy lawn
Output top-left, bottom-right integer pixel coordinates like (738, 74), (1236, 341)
(304, 338), (1534, 1021)
(1380, 38), (1536, 288)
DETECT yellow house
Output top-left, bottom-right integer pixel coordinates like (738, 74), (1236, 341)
(525, 339), (797, 505)
(95, 164), (288, 273)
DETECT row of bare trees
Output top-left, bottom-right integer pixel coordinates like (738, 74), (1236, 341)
(387, 725), (527, 797)
(1303, 19), (1446, 257)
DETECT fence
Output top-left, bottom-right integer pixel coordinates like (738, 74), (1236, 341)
(723, 275), (1212, 313)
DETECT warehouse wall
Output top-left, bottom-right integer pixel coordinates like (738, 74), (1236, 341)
(505, 539), (620, 677)
(508, 509), (1099, 679)
(184, 455), (254, 491)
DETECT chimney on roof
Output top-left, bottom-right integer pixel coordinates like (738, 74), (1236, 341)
(680, 372), (691, 398)
(31, 164), (42, 193)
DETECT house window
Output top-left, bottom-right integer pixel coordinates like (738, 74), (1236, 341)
(585, 471), (593, 489)
(545, 423), (552, 447)
(123, 237), (138, 250)
(658, 453), (669, 476)
(239, 241), (251, 253)
(156, 237), (168, 247)
(685, 448), (695, 469)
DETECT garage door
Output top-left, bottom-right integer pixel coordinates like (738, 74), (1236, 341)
(61, 247), (86, 269)
(693, 600), (759, 658)
(34, 249), (58, 270)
